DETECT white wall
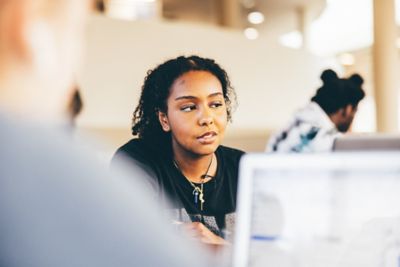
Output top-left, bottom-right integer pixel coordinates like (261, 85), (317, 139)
(77, 15), (326, 133)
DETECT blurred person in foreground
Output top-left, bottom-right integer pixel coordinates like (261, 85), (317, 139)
(266, 69), (365, 153)
(0, 1), (212, 266)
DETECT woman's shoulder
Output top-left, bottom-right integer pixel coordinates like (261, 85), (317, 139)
(217, 145), (245, 154)
(114, 138), (159, 162)
(116, 138), (147, 153)
(216, 145), (245, 162)
(215, 146), (244, 183)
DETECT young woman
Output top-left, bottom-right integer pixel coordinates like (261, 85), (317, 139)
(112, 55), (244, 245)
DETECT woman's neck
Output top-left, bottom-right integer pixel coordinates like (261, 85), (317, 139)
(173, 150), (216, 184)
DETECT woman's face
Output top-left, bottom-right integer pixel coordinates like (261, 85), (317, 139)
(158, 70), (228, 157)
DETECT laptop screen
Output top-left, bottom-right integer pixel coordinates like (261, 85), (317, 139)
(233, 153), (400, 267)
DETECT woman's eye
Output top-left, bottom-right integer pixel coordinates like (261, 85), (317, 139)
(210, 102), (223, 108)
(180, 105), (196, 112)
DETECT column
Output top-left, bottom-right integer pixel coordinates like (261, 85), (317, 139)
(215, 0), (241, 28)
(372, 0), (399, 132)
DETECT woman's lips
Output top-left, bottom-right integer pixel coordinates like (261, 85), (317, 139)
(197, 131), (217, 144)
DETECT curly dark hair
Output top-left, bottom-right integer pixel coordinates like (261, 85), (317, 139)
(311, 69), (365, 115)
(131, 55), (236, 148)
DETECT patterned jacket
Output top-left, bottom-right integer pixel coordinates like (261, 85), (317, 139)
(266, 102), (341, 153)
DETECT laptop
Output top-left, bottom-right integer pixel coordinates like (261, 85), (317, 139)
(333, 134), (400, 151)
(233, 152), (400, 267)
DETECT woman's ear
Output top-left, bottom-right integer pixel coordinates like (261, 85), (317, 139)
(158, 111), (171, 132)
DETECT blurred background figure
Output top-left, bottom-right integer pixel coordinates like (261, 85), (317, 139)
(0, 0), (212, 266)
(266, 69), (365, 153)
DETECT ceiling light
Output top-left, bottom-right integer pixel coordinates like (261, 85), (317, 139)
(248, 11), (264, 24)
(106, 0), (158, 20)
(244, 27), (259, 40)
(279, 31), (303, 49)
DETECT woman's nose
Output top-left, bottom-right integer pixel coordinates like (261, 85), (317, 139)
(198, 108), (213, 126)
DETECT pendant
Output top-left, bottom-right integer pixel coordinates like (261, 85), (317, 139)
(193, 188), (200, 204)
(199, 191), (205, 211)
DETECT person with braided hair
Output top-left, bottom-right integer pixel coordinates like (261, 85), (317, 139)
(112, 55), (244, 247)
(267, 69), (365, 153)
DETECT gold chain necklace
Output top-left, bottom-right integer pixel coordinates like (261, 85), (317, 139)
(173, 155), (213, 211)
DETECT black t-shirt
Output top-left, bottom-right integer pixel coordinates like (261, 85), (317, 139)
(112, 139), (244, 237)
